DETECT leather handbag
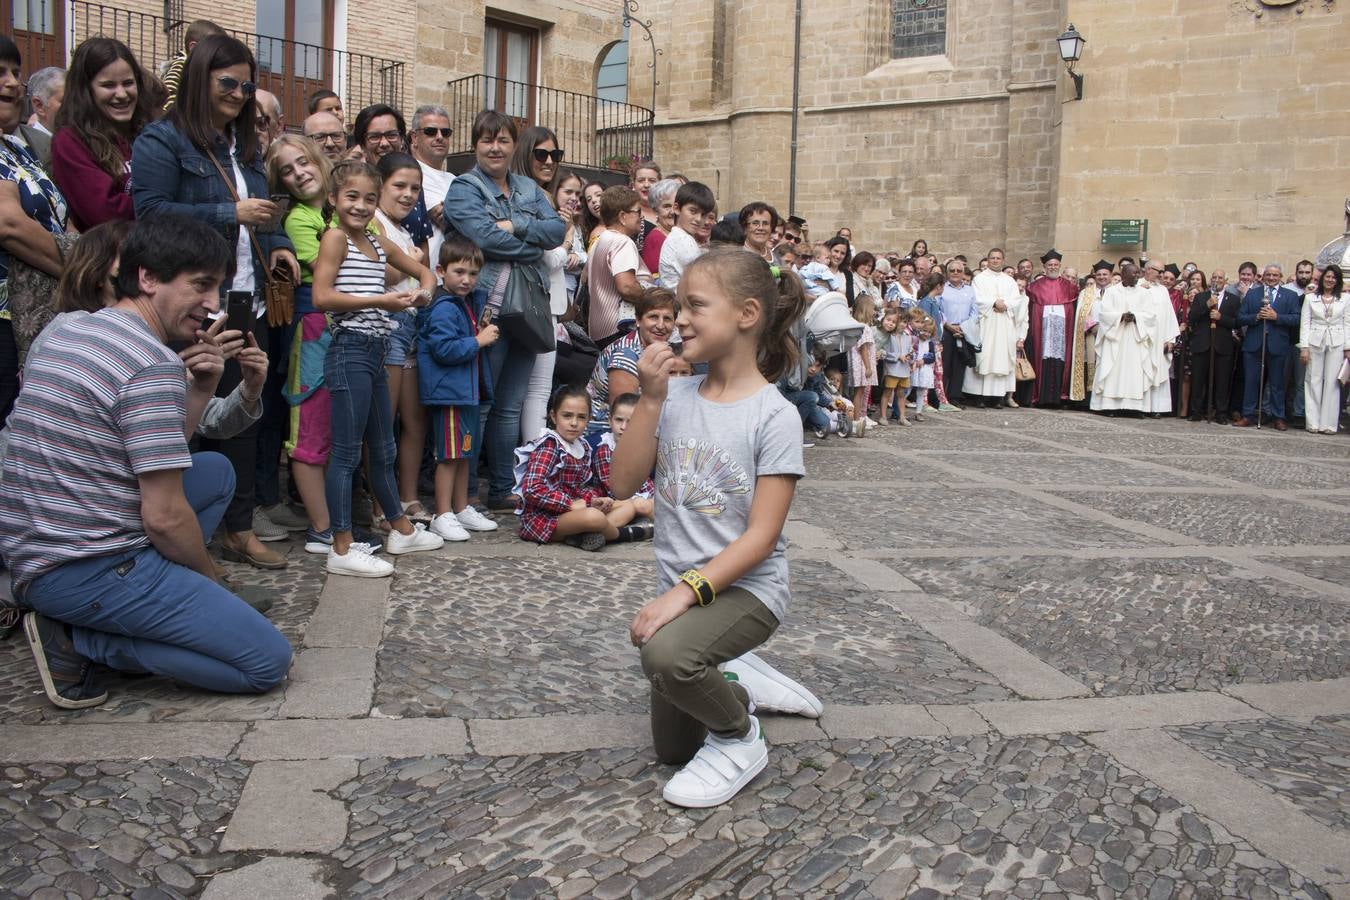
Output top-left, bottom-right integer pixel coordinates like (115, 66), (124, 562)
(1015, 349), (1036, 381)
(206, 152), (295, 327)
(488, 262), (555, 353)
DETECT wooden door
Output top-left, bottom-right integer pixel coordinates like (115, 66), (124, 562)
(3, 0), (64, 72)
(484, 19), (537, 127)
(255, 0), (332, 129)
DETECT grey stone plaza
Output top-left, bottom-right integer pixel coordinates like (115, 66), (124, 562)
(1, 409), (1348, 898)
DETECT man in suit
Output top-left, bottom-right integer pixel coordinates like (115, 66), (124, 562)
(1187, 270), (1240, 423)
(1232, 263), (1301, 430)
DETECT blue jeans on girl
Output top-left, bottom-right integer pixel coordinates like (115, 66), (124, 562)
(22, 452), (292, 693)
(324, 329), (404, 532)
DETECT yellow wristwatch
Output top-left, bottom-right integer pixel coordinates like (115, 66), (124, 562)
(679, 569), (716, 607)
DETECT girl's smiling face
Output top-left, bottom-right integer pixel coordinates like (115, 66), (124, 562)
(881, 313), (899, 332)
(275, 143), (323, 201)
(91, 58), (138, 125)
(333, 173), (379, 231)
(551, 395), (591, 442)
(379, 165), (421, 221)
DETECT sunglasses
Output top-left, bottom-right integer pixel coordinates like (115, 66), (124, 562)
(531, 148), (564, 164)
(783, 235), (800, 244)
(216, 75), (256, 96)
(419, 126), (452, 138)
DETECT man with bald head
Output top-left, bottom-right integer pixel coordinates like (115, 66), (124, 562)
(302, 111), (346, 161)
(254, 89), (283, 153)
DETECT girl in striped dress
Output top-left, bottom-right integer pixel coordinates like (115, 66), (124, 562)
(313, 160), (443, 578)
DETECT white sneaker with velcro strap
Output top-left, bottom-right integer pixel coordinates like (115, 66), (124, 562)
(722, 651), (824, 718)
(661, 715), (768, 808)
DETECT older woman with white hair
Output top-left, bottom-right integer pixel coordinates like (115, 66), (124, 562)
(640, 177), (680, 277)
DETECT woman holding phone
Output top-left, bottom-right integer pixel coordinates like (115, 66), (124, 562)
(132, 34), (301, 570)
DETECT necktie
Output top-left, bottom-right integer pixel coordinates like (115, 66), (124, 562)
(1267, 288), (1274, 306)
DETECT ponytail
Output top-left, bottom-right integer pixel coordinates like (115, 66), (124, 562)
(684, 249), (810, 382)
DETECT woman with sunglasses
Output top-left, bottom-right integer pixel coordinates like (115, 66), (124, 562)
(132, 34), (301, 571)
(511, 126), (568, 440)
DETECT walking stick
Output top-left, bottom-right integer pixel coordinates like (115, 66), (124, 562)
(1257, 294), (1270, 429)
(1215, 318), (1225, 423)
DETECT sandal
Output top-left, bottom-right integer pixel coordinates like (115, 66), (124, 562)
(401, 500), (432, 523)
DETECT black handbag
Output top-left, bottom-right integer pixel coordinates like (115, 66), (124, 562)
(489, 262), (555, 354)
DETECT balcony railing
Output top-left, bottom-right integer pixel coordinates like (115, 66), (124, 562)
(445, 74), (654, 177)
(67, 2), (407, 127)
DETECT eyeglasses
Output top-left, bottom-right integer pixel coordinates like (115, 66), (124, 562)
(624, 207), (641, 216)
(216, 75), (257, 96)
(309, 131), (345, 145)
(531, 148), (564, 164)
(366, 130), (402, 145)
(419, 126), (452, 138)
(783, 235), (799, 244)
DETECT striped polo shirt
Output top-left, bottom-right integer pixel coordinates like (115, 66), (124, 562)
(0, 309), (191, 593)
(332, 234), (395, 336)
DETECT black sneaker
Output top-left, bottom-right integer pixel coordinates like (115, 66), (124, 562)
(23, 613), (108, 710)
(485, 495), (519, 512)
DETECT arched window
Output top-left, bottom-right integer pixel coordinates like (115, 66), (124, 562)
(596, 30), (628, 103)
(891, 0), (947, 59)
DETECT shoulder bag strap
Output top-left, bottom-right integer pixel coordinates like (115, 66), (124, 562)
(205, 148), (275, 291)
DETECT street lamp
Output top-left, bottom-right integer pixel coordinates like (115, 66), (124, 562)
(1057, 23), (1086, 101)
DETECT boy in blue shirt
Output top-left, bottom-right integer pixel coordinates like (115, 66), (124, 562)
(417, 238), (500, 542)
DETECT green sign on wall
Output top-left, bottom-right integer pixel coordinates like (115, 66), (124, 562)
(1101, 219), (1148, 249)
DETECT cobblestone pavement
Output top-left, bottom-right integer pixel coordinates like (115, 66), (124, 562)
(1, 407), (1347, 898)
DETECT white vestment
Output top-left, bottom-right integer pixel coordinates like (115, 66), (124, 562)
(965, 270), (1028, 397)
(1092, 283), (1156, 411)
(1142, 283), (1180, 413)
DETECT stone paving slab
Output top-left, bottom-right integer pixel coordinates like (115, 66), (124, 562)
(1062, 490), (1350, 547)
(374, 556), (1012, 721)
(0, 757), (255, 897)
(862, 422), (1048, 452)
(1018, 429), (1253, 459)
(1225, 678), (1350, 719)
(802, 447), (959, 484)
(904, 555), (1350, 695)
(795, 485), (1150, 551)
(322, 734), (1327, 898)
(1257, 555), (1350, 591)
(1165, 455), (1350, 490)
(1169, 716), (1350, 831)
(1, 722), (245, 764)
(924, 451), (1184, 487)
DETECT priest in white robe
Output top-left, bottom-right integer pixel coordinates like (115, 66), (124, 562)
(1140, 262), (1181, 414)
(965, 248), (1029, 405)
(1092, 263), (1157, 412)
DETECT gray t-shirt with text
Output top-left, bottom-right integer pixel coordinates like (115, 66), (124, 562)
(653, 377), (805, 621)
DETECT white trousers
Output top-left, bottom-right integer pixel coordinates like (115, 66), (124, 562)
(1304, 345), (1344, 433)
(520, 349), (557, 443)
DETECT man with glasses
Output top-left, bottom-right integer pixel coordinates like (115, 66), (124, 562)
(353, 104), (406, 166)
(302, 110), (346, 162)
(939, 260), (977, 405)
(1233, 264), (1300, 429)
(254, 89), (283, 154)
(408, 104), (455, 264)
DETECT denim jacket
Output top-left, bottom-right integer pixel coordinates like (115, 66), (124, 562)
(417, 289), (493, 407)
(130, 119), (292, 283)
(443, 165), (565, 297)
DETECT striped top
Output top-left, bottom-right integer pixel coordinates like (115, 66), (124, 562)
(332, 233), (395, 335)
(0, 309), (191, 593)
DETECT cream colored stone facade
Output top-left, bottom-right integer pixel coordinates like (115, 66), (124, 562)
(1055, 0), (1350, 275)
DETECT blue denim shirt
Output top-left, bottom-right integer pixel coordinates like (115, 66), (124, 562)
(130, 119), (293, 285)
(443, 165), (565, 297)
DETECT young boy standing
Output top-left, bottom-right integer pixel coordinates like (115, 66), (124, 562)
(417, 238), (501, 541)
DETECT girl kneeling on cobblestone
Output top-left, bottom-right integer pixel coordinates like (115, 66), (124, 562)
(611, 249), (824, 808)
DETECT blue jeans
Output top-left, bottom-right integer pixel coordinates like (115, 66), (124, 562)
(782, 389), (830, 431)
(22, 452), (292, 693)
(476, 333), (535, 500)
(324, 329), (403, 532)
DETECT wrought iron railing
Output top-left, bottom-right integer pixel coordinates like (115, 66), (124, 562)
(66, 2), (407, 126)
(444, 74), (654, 175)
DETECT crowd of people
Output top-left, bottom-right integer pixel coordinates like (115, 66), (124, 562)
(0, 22), (1346, 809)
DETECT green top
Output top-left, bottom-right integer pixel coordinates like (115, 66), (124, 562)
(284, 203), (327, 285)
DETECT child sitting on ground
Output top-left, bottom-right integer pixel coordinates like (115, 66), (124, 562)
(514, 385), (648, 551)
(592, 393), (655, 534)
(417, 237), (502, 541)
(803, 354), (852, 439)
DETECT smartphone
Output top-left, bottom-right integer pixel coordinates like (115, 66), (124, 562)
(269, 193), (293, 217)
(226, 291), (253, 335)
(480, 305), (494, 329)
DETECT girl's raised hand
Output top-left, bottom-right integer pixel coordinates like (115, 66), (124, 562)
(636, 341), (679, 403)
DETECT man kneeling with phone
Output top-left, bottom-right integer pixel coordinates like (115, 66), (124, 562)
(0, 213), (293, 709)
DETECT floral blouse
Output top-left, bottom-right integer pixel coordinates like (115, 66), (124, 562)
(0, 135), (68, 311)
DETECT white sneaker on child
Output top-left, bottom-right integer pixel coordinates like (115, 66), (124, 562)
(723, 652), (824, 718)
(429, 513), (470, 542)
(326, 543), (394, 578)
(385, 523), (445, 555)
(455, 506), (499, 532)
(662, 715), (768, 808)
